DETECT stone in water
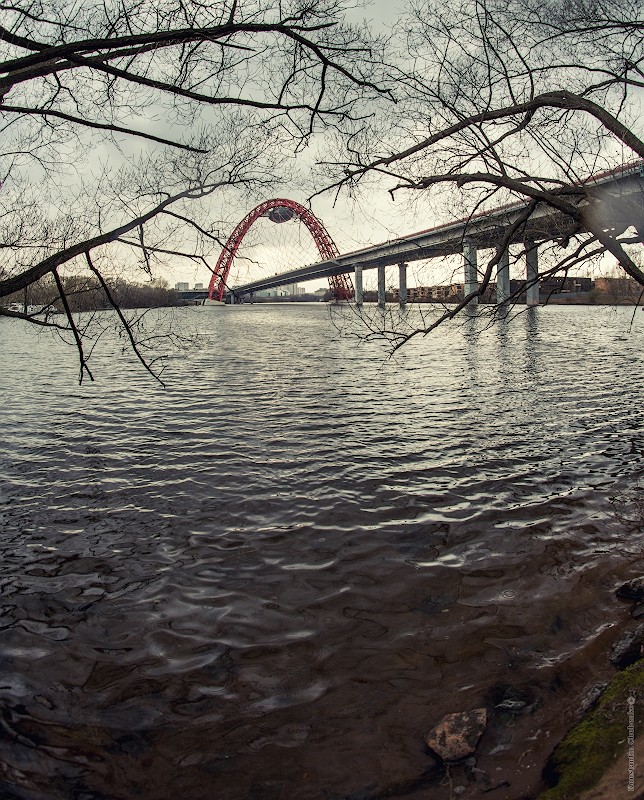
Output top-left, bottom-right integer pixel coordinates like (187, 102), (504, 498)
(425, 708), (488, 762)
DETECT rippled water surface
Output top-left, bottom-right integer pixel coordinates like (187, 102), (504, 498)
(1, 304), (644, 800)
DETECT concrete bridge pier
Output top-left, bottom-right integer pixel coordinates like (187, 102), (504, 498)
(525, 241), (539, 306)
(496, 245), (510, 304)
(398, 262), (407, 306)
(354, 264), (363, 305)
(378, 264), (386, 307)
(463, 238), (478, 305)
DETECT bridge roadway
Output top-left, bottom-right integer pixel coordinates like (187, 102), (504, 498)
(225, 161), (644, 303)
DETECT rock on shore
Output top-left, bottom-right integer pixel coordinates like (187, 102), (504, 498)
(425, 708), (488, 762)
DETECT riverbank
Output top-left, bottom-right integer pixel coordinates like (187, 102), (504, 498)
(538, 658), (644, 799)
(535, 578), (644, 800)
(416, 576), (644, 800)
(576, 734), (644, 799)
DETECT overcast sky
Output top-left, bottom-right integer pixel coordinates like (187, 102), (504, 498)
(164, 0), (615, 293)
(168, 0), (451, 291)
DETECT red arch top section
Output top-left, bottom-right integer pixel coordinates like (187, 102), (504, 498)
(207, 198), (353, 302)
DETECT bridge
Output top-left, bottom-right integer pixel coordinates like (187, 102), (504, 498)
(210, 161), (644, 306)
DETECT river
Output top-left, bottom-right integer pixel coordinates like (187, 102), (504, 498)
(1, 303), (643, 799)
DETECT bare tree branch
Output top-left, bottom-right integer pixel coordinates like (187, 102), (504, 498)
(86, 251), (165, 386)
(0, 104), (207, 151)
(52, 267), (94, 384)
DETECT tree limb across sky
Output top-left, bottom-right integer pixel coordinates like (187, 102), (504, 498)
(316, 0), (644, 347)
(0, 0), (390, 381)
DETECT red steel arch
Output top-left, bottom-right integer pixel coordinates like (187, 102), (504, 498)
(207, 198), (353, 302)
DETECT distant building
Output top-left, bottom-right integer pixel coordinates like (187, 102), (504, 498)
(431, 283), (463, 300)
(391, 284), (463, 302)
(253, 283), (307, 298)
(392, 286), (430, 302)
(175, 282), (189, 292)
(539, 276), (593, 296)
(254, 286), (289, 298)
(593, 277), (640, 301)
(193, 282), (204, 291)
(410, 286), (431, 301)
(383, 276), (611, 304)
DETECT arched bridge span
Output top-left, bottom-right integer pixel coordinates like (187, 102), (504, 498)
(207, 198), (353, 302)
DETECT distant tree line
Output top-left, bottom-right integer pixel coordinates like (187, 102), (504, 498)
(4, 275), (180, 312)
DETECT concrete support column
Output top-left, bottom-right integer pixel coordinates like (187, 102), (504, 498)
(377, 264), (386, 307)
(398, 262), (407, 306)
(525, 241), (539, 306)
(354, 264), (363, 305)
(463, 238), (479, 305)
(496, 245), (510, 304)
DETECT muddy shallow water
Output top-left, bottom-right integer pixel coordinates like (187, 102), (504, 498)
(1, 304), (643, 799)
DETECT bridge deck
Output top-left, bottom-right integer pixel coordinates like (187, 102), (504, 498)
(227, 161), (644, 298)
